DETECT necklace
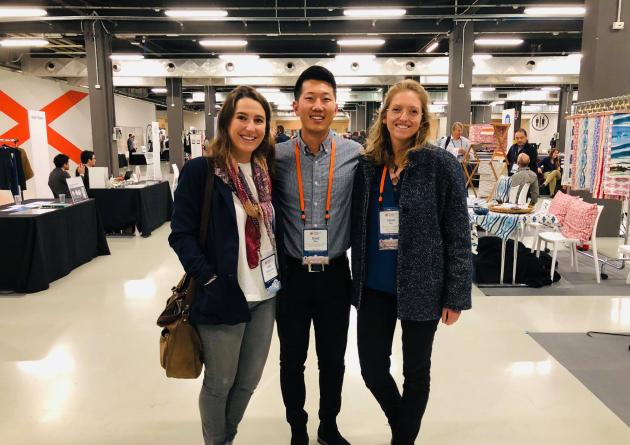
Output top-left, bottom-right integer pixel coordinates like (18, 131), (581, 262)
(389, 164), (404, 188)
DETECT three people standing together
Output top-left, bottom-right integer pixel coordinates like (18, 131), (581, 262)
(169, 66), (472, 445)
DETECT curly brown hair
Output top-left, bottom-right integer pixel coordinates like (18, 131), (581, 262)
(209, 85), (275, 171)
(363, 79), (433, 167)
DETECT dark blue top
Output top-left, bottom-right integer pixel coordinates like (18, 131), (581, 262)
(539, 156), (559, 174)
(365, 166), (403, 295)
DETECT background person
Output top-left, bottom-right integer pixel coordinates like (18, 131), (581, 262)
(512, 153), (539, 205)
(276, 124), (290, 143)
(440, 121), (474, 160)
(507, 128), (538, 175)
(75, 150), (95, 189)
(169, 86), (279, 445)
(48, 153), (71, 198)
(274, 66), (361, 445)
(127, 134), (136, 153)
(351, 79), (472, 445)
(538, 148), (562, 196)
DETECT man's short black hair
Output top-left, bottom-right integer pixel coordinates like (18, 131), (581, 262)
(277, 125), (285, 133)
(80, 150), (94, 164)
(53, 154), (69, 168)
(294, 65), (337, 100)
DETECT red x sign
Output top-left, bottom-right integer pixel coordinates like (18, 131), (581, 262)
(0, 90), (89, 163)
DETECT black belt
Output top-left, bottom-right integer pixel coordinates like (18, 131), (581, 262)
(286, 254), (347, 273)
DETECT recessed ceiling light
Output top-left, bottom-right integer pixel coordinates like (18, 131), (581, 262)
(337, 38), (385, 47)
(164, 9), (228, 20)
(475, 38), (524, 46)
(343, 8), (406, 18)
(0, 38), (49, 47)
(151, 88), (168, 93)
(424, 41), (439, 53)
(0, 8), (47, 18)
(185, 98), (194, 103)
(433, 100), (448, 105)
(218, 54), (260, 60)
(110, 54), (144, 60)
(472, 54), (493, 61)
(524, 6), (585, 16)
(471, 87), (496, 92)
(199, 39), (248, 47)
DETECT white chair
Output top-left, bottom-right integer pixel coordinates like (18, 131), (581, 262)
(527, 200), (555, 249)
(535, 205), (604, 283)
(508, 183), (530, 205)
(618, 245), (630, 284)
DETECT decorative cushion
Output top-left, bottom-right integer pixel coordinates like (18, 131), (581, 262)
(561, 201), (599, 243)
(548, 191), (579, 225)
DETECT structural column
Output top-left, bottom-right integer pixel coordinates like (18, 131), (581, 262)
(472, 105), (491, 124)
(167, 78), (184, 169)
(447, 21), (474, 129)
(355, 103), (367, 132)
(84, 20), (118, 176)
(556, 84), (573, 152)
(204, 85), (216, 142)
(579, 0), (630, 101)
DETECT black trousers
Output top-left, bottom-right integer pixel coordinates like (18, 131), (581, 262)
(357, 288), (439, 445)
(277, 255), (352, 428)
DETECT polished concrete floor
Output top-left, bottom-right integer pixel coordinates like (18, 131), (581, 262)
(1, 225), (629, 444)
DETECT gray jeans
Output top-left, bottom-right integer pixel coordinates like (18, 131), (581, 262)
(197, 297), (276, 445)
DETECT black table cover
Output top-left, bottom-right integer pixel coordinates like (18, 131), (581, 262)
(0, 199), (110, 293)
(129, 153), (147, 165)
(118, 153), (128, 168)
(88, 181), (173, 236)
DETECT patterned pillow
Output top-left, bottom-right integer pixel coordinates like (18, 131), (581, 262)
(548, 191), (579, 225)
(561, 201), (599, 243)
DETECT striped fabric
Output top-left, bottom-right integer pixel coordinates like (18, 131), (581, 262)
(493, 175), (512, 203)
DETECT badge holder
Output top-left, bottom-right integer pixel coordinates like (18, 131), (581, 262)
(378, 207), (400, 251)
(261, 253), (281, 296)
(302, 228), (329, 270)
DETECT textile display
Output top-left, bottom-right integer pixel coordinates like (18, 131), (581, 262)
(566, 113), (628, 201)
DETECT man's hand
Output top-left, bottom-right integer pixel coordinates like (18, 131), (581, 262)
(441, 308), (461, 326)
(458, 147), (466, 155)
(77, 164), (85, 176)
(537, 168), (542, 175)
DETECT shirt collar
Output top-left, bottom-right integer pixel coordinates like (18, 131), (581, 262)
(297, 129), (334, 155)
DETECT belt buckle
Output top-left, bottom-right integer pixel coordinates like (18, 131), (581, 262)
(307, 263), (325, 273)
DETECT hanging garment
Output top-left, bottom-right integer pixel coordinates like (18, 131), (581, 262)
(0, 147), (20, 195)
(18, 147), (34, 181)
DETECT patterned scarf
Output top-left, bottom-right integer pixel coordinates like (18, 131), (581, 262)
(217, 158), (275, 268)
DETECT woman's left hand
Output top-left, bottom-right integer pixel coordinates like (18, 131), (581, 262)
(441, 308), (461, 326)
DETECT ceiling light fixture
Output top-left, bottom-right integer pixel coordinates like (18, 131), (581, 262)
(475, 38), (524, 46)
(524, 6), (586, 16)
(110, 54), (145, 60)
(472, 54), (493, 61)
(164, 9), (228, 20)
(218, 54), (260, 60)
(337, 38), (385, 47)
(151, 88), (168, 94)
(343, 8), (406, 18)
(0, 8), (47, 18)
(471, 87), (496, 92)
(0, 38), (49, 47)
(424, 41), (439, 53)
(540, 86), (560, 91)
(199, 39), (247, 47)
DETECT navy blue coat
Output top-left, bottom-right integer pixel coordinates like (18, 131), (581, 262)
(168, 157), (251, 325)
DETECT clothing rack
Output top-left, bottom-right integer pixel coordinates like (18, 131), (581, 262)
(0, 138), (19, 146)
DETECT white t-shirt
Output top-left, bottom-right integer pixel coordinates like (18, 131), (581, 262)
(232, 162), (276, 302)
(440, 135), (474, 160)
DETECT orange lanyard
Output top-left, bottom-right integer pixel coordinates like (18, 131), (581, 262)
(378, 165), (388, 205)
(294, 139), (336, 225)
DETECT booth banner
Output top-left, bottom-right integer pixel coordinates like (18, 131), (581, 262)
(191, 133), (202, 158)
(66, 177), (89, 203)
(150, 122), (162, 180)
(27, 110), (53, 199)
(502, 109), (515, 150)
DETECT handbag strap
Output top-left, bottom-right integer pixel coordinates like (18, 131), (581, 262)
(184, 157), (215, 308)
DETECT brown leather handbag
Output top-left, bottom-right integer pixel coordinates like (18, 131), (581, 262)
(157, 158), (214, 379)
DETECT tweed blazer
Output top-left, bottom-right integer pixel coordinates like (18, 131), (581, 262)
(350, 144), (472, 321)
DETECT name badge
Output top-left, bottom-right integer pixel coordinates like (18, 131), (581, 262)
(511, 163), (519, 174)
(379, 207), (399, 251)
(303, 228), (329, 265)
(261, 254), (281, 295)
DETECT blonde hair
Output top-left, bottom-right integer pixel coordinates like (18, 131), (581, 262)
(364, 79), (433, 166)
(452, 121), (464, 132)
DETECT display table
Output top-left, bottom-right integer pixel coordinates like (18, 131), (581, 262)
(0, 199), (110, 293)
(129, 153), (147, 165)
(88, 180), (173, 236)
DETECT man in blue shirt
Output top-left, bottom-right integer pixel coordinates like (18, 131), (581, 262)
(275, 66), (361, 445)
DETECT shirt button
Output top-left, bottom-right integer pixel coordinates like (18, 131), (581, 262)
(315, 181), (318, 186)
(314, 202), (318, 206)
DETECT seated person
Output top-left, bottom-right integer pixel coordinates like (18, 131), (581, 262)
(538, 148), (562, 196)
(48, 154), (71, 198)
(75, 150), (96, 189)
(511, 153), (539, 205)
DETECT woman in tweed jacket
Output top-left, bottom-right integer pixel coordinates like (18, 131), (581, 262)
(350, 79), (472, 445)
